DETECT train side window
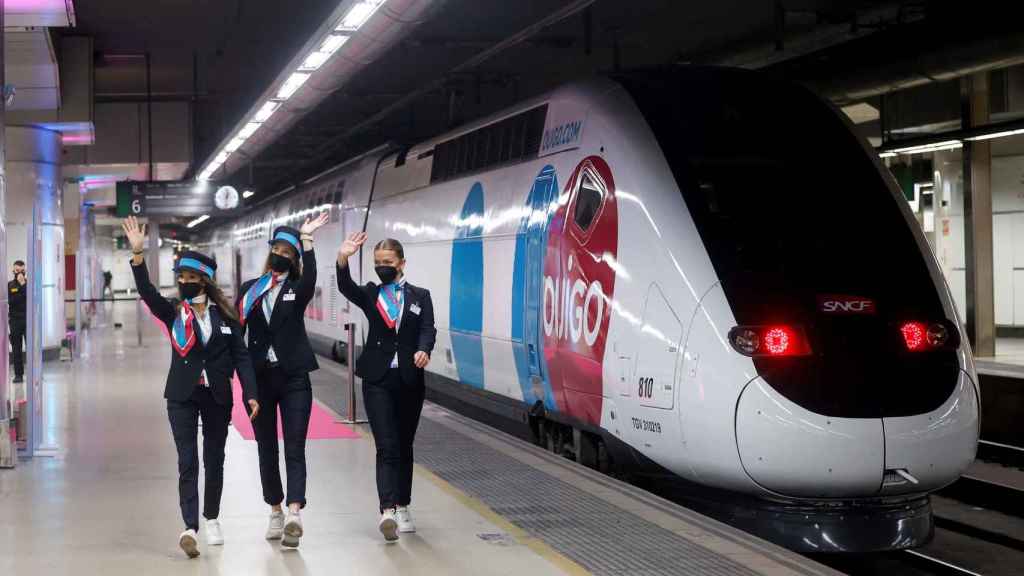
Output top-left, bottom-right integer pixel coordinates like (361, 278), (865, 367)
(573, 172), (603, 231)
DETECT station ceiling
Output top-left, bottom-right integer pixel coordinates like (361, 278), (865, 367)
(63, 0), (1011, 230)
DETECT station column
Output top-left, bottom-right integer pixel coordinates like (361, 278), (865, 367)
(961, 72), (996, 357)
(0, 0), (12, 469)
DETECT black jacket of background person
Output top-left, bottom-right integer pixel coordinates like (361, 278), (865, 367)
(131, 260), (258, 407)
(8, 279), (26, 325)
(237, 249), (319, 378)
(336, 262), (436, 385)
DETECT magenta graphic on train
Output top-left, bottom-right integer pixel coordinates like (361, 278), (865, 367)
(542, 156), (618, 425)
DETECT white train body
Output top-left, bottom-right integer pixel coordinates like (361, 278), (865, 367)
(209, 69), (979, 551)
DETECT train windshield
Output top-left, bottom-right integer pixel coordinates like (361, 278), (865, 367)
(618, 70), (959, 418)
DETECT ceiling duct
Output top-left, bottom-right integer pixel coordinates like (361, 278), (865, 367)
(770, 5), (1024, 106)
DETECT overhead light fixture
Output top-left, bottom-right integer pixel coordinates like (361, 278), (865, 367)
(299, 34), (350, 71)
(239, 122), (261, 139)
(214, 151), (230, 164)
(879, 140), (963, 158)
(841, 102), (879, 125)
(225, 136), (246, 153)
(336, 0), (386, 32)
(187, 215), (210, 228)
(253, 101), (281, 123)
(964, 128), (1024, 142)
(277, 72), (311, 100)
(243, 190), (255, 199)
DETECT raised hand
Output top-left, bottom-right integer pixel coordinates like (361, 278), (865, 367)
(300, 212), (329, 236)
(338, 231), (368, 262)
(121, 216), (147, 254)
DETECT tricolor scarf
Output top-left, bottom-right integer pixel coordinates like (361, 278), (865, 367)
(171, 301), (198, 357)
(376, 283), (403, 330)
(238, 271), (283, 326)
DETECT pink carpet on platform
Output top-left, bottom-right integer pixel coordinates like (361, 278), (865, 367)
(144, 301), (357, 440)
(230, 377), (359, 440)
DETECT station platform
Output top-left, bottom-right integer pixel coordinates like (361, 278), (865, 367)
(0, 306), (838, 575)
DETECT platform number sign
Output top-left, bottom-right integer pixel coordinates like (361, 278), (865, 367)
(116, 180), (243, 217)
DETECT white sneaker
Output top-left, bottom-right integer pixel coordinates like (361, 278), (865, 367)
(396, 507), (416, 533)
(179, 529), (200, 559)
(266, 510), (285, 540)
(205, 519), (224, 546)
(379, 508), (399, 542)
(282, 511), (303, 548)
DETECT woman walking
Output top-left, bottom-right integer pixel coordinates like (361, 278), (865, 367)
(122, 216), (259, 558)
(237, 213), (328, 548)
(335, 232), (436, 542)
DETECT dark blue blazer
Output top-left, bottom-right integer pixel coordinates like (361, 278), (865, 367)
(336, 262), (436, 385)
(132, 261), (257, 407)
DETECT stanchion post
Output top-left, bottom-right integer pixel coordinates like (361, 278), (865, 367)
(340, 322), (366, 424)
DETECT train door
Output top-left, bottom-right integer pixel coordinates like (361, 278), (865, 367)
(633, 284), (681, 411)
(525, 169), (557, 403)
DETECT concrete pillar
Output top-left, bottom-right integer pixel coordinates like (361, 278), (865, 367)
(5, 127), (65, 358)
(961, 72), (996, 357)
(0, 0), (14, 469)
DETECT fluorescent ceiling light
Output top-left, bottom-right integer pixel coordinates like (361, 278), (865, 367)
(254, 101), (281, 123)
(187, 215), (210, 228)
(277, 72), (311, 100)
(965, 128), (1024, 141)
(880, 140), (963, 158)
(841, 102), (879, 125)
(300, 35), (349, 71)
(320, 34), (349, 54)
(214, 151), (230, 164)
(225, 136), (246, 152)
(239, 122), (261, 139)
(300, 51), (333, 72)
(337, 0), (385, 32)
(243, 190), (255, 199)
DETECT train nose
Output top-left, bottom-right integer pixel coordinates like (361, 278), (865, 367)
(735, 377), (885, 498)
(734, 369), (980, 499)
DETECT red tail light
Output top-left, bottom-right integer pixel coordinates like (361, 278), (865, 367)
(899, 321), (953, 352)
(728, 325), (812, 357)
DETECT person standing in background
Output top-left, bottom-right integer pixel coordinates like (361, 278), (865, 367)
(103, 270), (114, 300)
(8, 260), (27, 384)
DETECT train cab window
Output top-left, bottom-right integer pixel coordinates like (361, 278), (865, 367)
(573, 172), (603, 231)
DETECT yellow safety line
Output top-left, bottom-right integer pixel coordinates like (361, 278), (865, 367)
(415, 464), (592, 576)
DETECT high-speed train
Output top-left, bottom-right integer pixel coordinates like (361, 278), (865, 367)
(205, 68), (979, 553)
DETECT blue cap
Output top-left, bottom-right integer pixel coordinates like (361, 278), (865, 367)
(174, 251), (216, 278)
(269, 226), (302, 254)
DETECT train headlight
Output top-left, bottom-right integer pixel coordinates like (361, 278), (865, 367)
(730, 328), (761, 356)
(898, 320), (958, 352)
(728, 325), (811, 358)
(926, 323), (949, 347)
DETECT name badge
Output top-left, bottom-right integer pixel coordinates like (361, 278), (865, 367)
(283, 293), (296, 301)
(410, 303), (421, 315)
(221, 326), (233, 335)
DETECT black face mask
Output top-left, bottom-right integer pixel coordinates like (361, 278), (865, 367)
(375, 265), (399, 285)
(269, 253), (292, 274)
(179, 282), (203, 302)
